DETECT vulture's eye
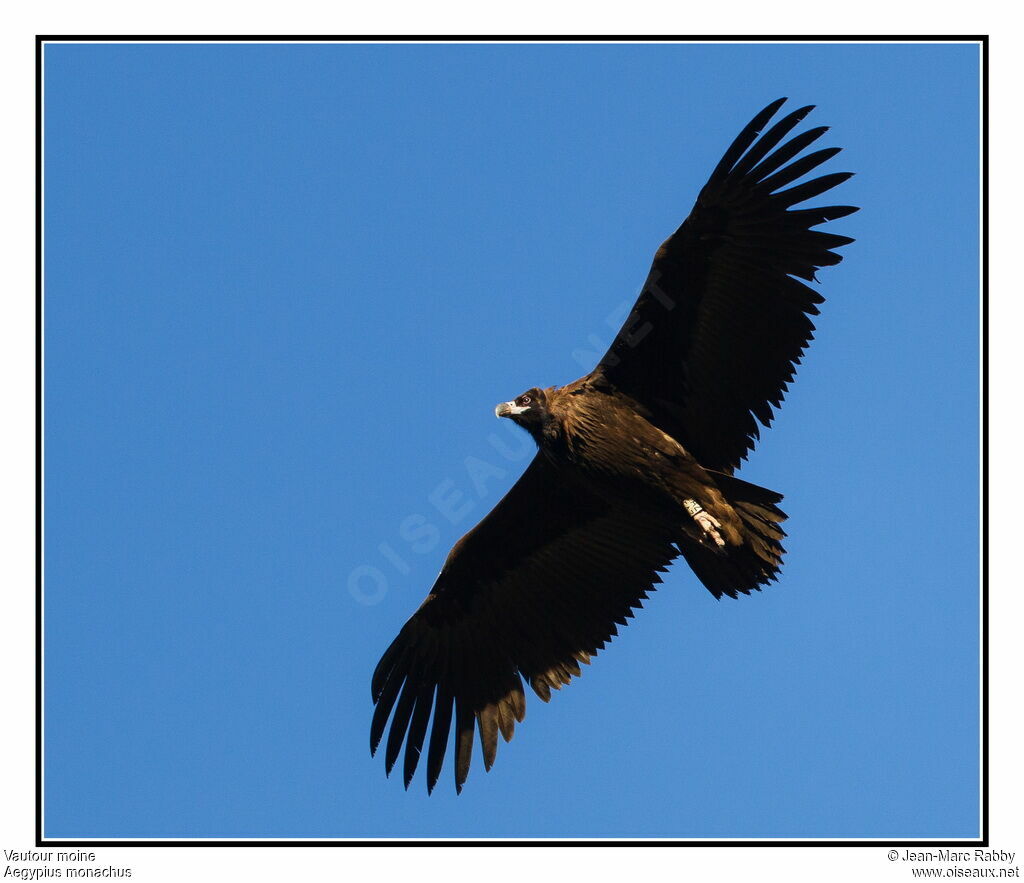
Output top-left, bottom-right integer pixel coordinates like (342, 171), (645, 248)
(519, 395), (531, 406)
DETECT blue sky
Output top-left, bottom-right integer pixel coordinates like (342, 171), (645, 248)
(43, 41), (981, 838)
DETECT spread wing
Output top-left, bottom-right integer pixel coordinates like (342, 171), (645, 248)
(596, 97), (858, 472)
(370, 454), (680, 793)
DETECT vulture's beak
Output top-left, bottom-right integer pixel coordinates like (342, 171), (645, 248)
(495, 401), (513, 418)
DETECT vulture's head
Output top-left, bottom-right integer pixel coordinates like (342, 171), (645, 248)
(495, 387), (550, 437)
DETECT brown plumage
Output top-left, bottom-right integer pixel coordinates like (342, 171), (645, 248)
(370, 97), (857, 793)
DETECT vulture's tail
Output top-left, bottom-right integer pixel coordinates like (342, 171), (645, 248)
(680, 473), (788, 599)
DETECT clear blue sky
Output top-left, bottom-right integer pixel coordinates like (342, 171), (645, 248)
(43, 41), (981, 838)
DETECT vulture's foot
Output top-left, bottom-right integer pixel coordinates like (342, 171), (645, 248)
(684, 499), (726, 549)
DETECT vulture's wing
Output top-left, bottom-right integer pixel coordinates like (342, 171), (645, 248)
(370, 454), (680, 793)
(596, 98), (858, 473)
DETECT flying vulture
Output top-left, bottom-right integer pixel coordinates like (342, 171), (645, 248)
(370, 98), (857, 793)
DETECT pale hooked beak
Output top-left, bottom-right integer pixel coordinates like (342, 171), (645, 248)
(495, 401), (529, 418)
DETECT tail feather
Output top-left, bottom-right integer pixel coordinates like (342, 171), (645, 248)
(681, 472), (788, 599)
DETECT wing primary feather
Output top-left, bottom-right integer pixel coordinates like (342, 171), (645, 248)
(787, 204), (859, 225)
(703, 98), (787, 192)
(454, 698), (475, 794)
(757, 147), (842, 194)
(403, 680), (435, 789)
(426, 686), (453, 795)
(728, 105), (815, 181)
(370, 652), (408, 756)
(771, 172), (854, 207)
(384, 675), (419, 776)
(371, 636), (405, 703)
(808, 230), (856, 249)
(747, 126), (829, 184)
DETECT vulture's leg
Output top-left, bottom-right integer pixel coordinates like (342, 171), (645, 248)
(683, 499), (726, 549)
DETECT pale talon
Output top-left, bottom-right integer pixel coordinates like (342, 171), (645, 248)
(695, 511), (726, 548)
(684, 499), (726, 548)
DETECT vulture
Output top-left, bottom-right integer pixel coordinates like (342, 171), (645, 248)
(370, 98), (857, 793)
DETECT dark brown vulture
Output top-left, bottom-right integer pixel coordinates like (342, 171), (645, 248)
(370, 98), (857, 793)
